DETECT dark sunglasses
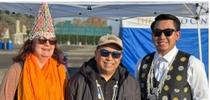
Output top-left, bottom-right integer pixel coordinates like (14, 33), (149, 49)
(37, 37), (57, 45)
(153, 29), (176, 37)
(100, 49), (122, 58)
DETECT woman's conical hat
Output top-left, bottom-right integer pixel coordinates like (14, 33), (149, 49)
(29, 2), (55, 40)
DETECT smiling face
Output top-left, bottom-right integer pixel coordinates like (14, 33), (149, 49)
(95, 44), (122, 76)
(33, 35), (56, 60)
(152, 20), (180, 55)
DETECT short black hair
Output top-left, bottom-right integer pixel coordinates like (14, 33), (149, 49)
(151, 14), (181, 31)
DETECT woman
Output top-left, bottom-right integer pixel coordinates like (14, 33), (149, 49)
(0, 3), (67, 100)
(0, 35), (67, 100)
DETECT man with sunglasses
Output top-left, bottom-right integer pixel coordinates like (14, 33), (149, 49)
(137, 14), (208, 100)
(66, 34), (141, 100)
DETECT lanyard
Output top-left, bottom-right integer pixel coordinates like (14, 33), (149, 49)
(147, 55), (176, 99)
(96, 80), (118, 100)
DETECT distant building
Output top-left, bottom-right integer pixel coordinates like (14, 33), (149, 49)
(0, 27), (10, 40)
(13, 20), (27, 44)
(55, 20), (112, 45)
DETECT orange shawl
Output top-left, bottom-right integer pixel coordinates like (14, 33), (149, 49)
(18, 54), (66, 100)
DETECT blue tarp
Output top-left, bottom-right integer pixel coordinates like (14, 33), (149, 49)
(120, 27), (208, 77)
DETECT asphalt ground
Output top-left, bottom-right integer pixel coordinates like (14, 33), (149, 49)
(0, 45), (95, 83)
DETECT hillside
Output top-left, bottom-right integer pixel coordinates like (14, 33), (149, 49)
(0, 10), (34, 37)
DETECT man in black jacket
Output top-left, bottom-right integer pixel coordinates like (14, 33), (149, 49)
(66, 34), (141, 100)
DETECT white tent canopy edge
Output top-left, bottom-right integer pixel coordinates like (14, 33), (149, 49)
(0, 2), (208, 61)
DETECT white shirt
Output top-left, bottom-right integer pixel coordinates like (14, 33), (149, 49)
(136, 46), (209, 100)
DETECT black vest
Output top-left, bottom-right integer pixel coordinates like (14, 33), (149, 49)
(139, 51), (192, 100)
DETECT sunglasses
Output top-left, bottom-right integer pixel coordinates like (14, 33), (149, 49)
(153, 29), (176, 37)
(37, 37), (57, 45)
(100, 49), (122, 58)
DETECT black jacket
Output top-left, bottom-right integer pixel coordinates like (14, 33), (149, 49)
(65, 57), (141, 100)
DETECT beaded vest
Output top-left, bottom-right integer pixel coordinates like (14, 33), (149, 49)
(139, 51), (192, 100)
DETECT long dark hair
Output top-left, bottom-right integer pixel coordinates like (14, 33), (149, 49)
(13, 39), (66, 65)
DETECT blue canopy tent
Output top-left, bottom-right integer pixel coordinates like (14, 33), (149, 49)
(0, 2), (208, 76)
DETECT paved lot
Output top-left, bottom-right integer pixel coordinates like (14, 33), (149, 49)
(0, 68), (8, 83)
(0, 51), (16, 83)
(0, 45), (95, 83)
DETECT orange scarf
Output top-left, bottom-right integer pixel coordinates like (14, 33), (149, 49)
(18, 54), (66, 100)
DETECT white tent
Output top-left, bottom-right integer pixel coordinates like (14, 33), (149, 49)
(0, 2), (208, 20)
(0, 2), (208, 61)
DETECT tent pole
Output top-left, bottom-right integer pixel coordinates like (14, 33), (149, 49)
(119, 18), (122, 35)
(197, 19), (203, 62)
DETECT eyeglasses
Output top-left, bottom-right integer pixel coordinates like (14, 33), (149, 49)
(37, 37), (57, 45)
(100, 49), (122, 58)
(153, 29), (176, 37)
